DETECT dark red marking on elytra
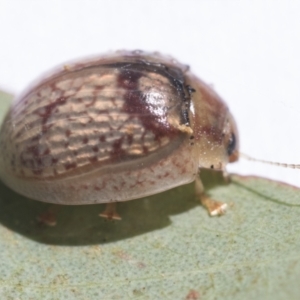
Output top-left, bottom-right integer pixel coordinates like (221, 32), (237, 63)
(99, 135), (106, 142)
(43, 148), (51, 156)
(111, 138), (126, 160)
(85, 97), (97, 108)
(10, 157), (15, 166)
(18, 148), (50, 170)
(92, 146), (99, 152)
(171, 157), (182, 169)
(31, 135), (40, 142)
(20, 156), (33, 169)
(127, 134), (133, 145)
(142, 146), (149, 154)
(112, 185), (119, 191)
(148, 166), (155, 173)
(65, 129), (72, 137)
(130, 179), (145, 189)
(120, 181), (126, 188)
(41, 124), (53, 135)
(85, 85), (104, 108)
(36, 157), (43, 166)
(81, 184), (89, 190)
(15, 130), (23, 139)
(118, 69), (142, 89)
(181, 166), (187, 174)
(64, 162), (77, 170)
(51, 158), (58, 165)
(94, 84), (105, 91)
(113, 61), (191, 127)
(118, 67), (180, 145)
(32, 169), (43, 175)
(25, 145), (40, 157)
(82, 137), (89, 144)
(36, 96), (67, 125)
(163, 171), (170, 178)
(159, 160), (165, 167)
(89, 156), (98, 163)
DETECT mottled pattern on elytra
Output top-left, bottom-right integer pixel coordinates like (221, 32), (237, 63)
(0, 60), (191, 179)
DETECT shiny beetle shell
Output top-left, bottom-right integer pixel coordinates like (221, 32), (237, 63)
(0, 51), (239, 205)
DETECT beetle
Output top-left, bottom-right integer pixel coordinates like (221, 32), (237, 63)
(0, 50), (239, 220)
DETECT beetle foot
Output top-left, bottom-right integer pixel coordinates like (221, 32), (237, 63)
(200, 195), (228, 216)
(99, 203), (122, 220)
(222, 170), (231, 184)
(37, 209), (57, 226)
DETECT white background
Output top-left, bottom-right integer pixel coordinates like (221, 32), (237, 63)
(0, 0), (300, 187)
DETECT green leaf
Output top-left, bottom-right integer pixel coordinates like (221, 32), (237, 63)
(0, 90), (12, 124)
(1, 91), (300, 299)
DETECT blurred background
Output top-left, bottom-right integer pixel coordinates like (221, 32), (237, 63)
(0, 0), (300, 187)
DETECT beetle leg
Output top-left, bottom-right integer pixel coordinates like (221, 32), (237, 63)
(195, 176), (228, 216)
(36, 205), (59, 226)
(222, 169), (231, 183)
(99, 202), (122, 220)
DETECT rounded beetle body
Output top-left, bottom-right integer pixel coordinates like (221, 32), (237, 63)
(0, 51), (239, 206)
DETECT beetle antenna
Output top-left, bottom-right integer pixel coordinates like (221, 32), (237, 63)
(240, 152), (300, 169)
